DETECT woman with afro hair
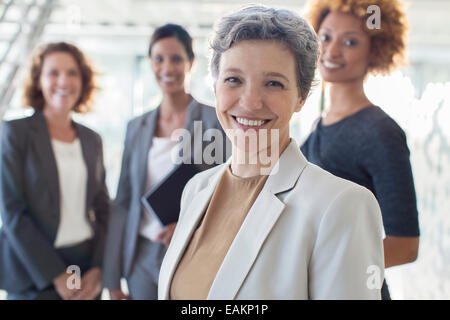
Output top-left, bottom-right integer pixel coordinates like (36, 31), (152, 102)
(301, 0), (420, 300)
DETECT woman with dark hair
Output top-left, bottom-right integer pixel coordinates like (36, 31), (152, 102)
(0, 42), (109, 300)
(301, 0), (420, 300)
(102, 24), (227, 300)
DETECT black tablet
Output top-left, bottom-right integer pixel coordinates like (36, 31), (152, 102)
(141, 163), (202, 226)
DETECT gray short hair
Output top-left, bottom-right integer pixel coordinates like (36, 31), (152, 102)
(210, 5), (319, 99)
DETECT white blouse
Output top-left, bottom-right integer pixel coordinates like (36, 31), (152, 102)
(51, 138), (93, 248)
(139, 136), (178, 241)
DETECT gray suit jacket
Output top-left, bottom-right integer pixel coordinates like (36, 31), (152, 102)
(0, 111), (110, 293)
(102, 97), (229, 289)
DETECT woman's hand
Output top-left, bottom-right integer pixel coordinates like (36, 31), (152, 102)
(53, 271), (79, 300)
(109, 288), (129, 300)
(384, 236), (419, 268)
(155, 222), (177, 247)
(69, 267), (102, 300)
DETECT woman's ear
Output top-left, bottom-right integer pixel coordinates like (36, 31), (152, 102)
(295, 96), (306, 113)
(188, 57), (195, 72)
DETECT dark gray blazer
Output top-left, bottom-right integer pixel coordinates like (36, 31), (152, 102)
(102, 97), (230, 289)
(0, 111), (110, 293)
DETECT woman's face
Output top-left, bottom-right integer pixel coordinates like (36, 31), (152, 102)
(39, 51), (82, 114)
(150, 37), (193, 95)
(317, 11), (372, 83)
(214, 40), (304, 154)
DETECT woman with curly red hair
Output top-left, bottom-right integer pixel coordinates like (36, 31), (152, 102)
(301, 0), (419, 299)
(0, 42), (109, 299)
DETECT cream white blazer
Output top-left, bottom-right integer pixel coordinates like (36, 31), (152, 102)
(158, 140), (385, 299)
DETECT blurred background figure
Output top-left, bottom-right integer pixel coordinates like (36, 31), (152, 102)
(301, 0), (420, 300)
(102, 23), (227, 300)
(0, 42), (109, 300)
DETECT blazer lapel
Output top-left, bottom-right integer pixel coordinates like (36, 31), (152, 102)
(160, 164), (227, 299)
(184, 96), (201, 134)
(207, 140), (308, 299)
(207, 188), (285, 299)
(28, 111), (60, 207)
(176, 96), (202, 165)
(136, 109), (159, 196)
(74, 123), (96, 210)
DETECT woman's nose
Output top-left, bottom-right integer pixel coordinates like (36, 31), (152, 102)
(240, 85), (263, 111)
(57, 73), (69, 86)
(161, 60), (175, 73)
(324, 39), (342, 59)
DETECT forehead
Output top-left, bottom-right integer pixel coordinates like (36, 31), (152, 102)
(219, 40), (296, 76)
(319, 11), (365, 35)
(42, 51), (79, 69)
(151, 37), (187, 55)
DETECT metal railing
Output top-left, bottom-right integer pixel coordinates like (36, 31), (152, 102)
(0, 0), (55, 118)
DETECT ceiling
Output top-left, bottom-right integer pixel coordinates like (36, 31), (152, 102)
(1, 0), (450, 63)
(52, 0), (307, 27)
(2, 0), (449, 44)
(45, 0), (450, 45)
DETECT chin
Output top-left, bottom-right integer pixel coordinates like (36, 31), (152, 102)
(48, 102), (75, 112)
(320, 67), (366, 83)
(161, 85), (185, 95)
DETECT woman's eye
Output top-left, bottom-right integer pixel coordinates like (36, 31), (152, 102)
(344, 39), (358, 46)
(225, 77), (241, 84)
(153, 56), (163, 63)
(172, 56), (183, 63)
(267, 81), (284, 88)
(319, 34), (330, 42)
(68, 70), (79, 77)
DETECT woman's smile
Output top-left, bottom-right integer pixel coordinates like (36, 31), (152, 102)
(231, 115), (272, 131)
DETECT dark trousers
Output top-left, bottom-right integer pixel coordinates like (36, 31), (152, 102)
(381, 280), (391, 300)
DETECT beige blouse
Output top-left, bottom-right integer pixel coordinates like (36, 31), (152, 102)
(170, 165), (269, 299)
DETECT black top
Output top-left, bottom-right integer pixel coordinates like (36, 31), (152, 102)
(301, 106), (420, 237)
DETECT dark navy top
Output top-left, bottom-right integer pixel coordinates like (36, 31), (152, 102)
(301, 106), (420, 237)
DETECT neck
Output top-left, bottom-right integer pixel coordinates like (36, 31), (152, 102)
(231, 136), (290, 178)
(159, 91), (191, 119)
(327, 79), (372, 116)
(42, 107), (72, 129)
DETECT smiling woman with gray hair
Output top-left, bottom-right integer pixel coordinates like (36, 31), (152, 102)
(158, 5), (385, 300)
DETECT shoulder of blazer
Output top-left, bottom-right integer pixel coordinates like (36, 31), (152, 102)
(73, 121), (102, 143)
(290, 160), (377, 219)
(3, 116), (31, 128)
(194, 99), (214, 114)
(193, 100), (220, 127)
(126, 108), (158, 137)
(3, 113), (36, 132)
(301, 161), (359, 194)
(1, 113), (38, 147)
